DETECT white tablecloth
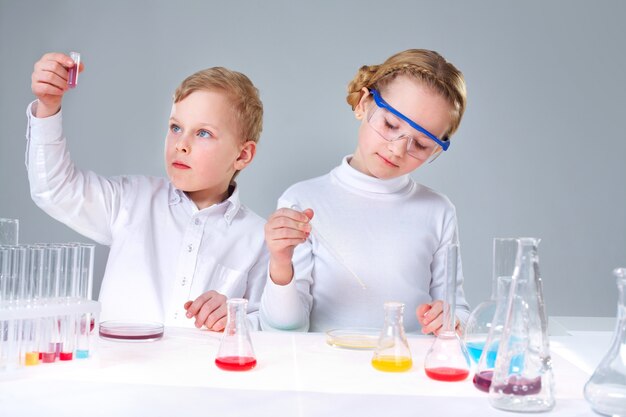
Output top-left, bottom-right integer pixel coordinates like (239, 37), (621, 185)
(0, 319), (613, 417)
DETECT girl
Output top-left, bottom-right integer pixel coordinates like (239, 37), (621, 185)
(260, 49), (469, 334)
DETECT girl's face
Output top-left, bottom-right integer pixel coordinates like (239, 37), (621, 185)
(350, 75), (453, 180)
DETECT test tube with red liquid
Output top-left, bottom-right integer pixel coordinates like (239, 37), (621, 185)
(67, 52), (80, 89)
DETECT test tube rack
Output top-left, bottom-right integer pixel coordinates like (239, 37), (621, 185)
(0, 298), (100, 371)
(1, 242), (99, 371)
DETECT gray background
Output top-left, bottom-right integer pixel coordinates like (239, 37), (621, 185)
(1, 1), (624, 318)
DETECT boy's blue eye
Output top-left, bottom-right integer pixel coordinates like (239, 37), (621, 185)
(170, 124), (181, 134)
(198, 129), (213, 139)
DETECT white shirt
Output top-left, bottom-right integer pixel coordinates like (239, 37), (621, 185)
(260, 156), (470, 333)
(25, 101), (268, 329)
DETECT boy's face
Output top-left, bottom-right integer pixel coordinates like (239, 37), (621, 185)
(351, 76), (452, 180)
(165, 90), (246, 206)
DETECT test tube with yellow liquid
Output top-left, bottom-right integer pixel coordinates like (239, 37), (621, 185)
(371, 301), (412, 372)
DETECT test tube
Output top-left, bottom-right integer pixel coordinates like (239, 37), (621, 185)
(41, 246), (63, 363)
(0, 219), (18, 245)
(67, 52), (80, 88)
(0, 247), (11, 370)
(76, 244), (95, 359)
(59, 244), (79, 360)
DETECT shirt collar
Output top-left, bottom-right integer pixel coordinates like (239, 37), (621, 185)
(331, 155), (413, 195)
(168, 183), (242, 225)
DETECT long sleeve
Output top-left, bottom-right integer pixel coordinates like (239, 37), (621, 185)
(25, 101), (121, 245)
(259, 197), (314, 332)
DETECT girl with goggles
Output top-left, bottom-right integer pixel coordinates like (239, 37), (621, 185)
(261, 49), (469, 336)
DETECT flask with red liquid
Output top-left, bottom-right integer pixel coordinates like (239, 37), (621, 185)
(215, 298), (256, 371)
(423, 243), (471, 381)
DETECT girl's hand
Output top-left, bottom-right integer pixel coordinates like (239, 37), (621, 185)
(264, 207), (313, 285)
(31, 52), (84, 118)
(184, 290), (228, 331)
(416, 300), (460, 336)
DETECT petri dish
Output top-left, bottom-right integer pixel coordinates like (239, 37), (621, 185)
(99, 321), (164, 342)
(326, 328), (380, 350)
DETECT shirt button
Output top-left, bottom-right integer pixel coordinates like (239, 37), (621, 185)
(187, 244), (193, 252)
(194, 218), (200, 225)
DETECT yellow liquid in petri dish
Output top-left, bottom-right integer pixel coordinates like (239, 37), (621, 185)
(371, 355), (413, 372)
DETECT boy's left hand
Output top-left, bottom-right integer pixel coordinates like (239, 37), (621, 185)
(416, 300), (460, 336)
(184, 291), (228, 331)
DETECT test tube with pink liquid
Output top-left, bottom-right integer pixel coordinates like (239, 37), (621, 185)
(67, 52), (80, 89)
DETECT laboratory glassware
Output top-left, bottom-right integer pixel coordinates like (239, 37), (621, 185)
(0, 218), (18, 246)
(488, 237), (555, 412)
(371, 301), (412, 372)
(215, 298), (257, 371)
(465, 238), (518, 364)
(67, 52), (80, 88)
(584, 267), (626, 416)
(424, 243), (471, 381)
(473, 276), (513, 392)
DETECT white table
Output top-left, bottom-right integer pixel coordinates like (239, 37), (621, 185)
(0, 317), (615, 417)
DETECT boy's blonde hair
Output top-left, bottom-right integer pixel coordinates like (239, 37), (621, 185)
(174, 67), (263, 144)
(346, 49), (466, 138)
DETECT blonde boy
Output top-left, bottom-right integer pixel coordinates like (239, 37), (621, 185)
(27, 53), (268, 330)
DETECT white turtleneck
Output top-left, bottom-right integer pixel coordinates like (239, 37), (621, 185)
(259, 156), (470, 333)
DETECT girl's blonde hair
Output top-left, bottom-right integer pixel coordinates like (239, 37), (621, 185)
(346, 49), (466, 138)
(174, 67), (263, 144)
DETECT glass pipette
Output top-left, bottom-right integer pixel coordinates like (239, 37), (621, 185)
(291, 205), (367, 290)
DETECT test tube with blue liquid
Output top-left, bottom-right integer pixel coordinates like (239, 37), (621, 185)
(76, 244), (94, 359)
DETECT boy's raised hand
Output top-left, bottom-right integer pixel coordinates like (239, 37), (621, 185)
(265, 207), (314, 285)
(184, 290), (228, 331)
(416, 300), (461, 336)
(31, 52), (84, 118)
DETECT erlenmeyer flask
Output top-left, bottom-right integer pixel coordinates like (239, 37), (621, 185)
(424, 243), (471, 381)
(371, 301), (412, 372)
(215, 298), (257, 371)
(465, 238), (518, 364)
(488, 237), (555, 412)
(584, 267), (626, 416)
(472, 275), (513, 392)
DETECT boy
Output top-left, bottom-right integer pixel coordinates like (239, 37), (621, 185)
(27, 52), (268, 330)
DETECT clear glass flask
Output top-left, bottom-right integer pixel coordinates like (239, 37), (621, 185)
(215, 298), (257, 371)
(472, 275), (513, 392)
(424, 243), (471, 381)
(488, 237), (555, 412)
(584, 267), (626, 416)
(465, 238), (518, 364)
(371, 301), (412, 372)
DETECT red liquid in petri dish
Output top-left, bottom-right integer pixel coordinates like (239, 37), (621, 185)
(41, 352), (56, 363)
(425, 367), (470, 382)
(59, 352), (73, 361)
(215, 356), (257, 371)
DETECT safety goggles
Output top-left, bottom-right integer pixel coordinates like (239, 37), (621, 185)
(367, 89), (450, 161)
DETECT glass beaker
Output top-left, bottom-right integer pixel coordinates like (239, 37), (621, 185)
(473, 275), (513, 392)
(371, 301), (412, 372)
(584, 267), (626, 416)
(424, 243), (471, 381)
(215, 298), (256, 371)
(0, 218), (19, 246)
(465, 238), (518, 364)
(488, 237), (555, 412)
